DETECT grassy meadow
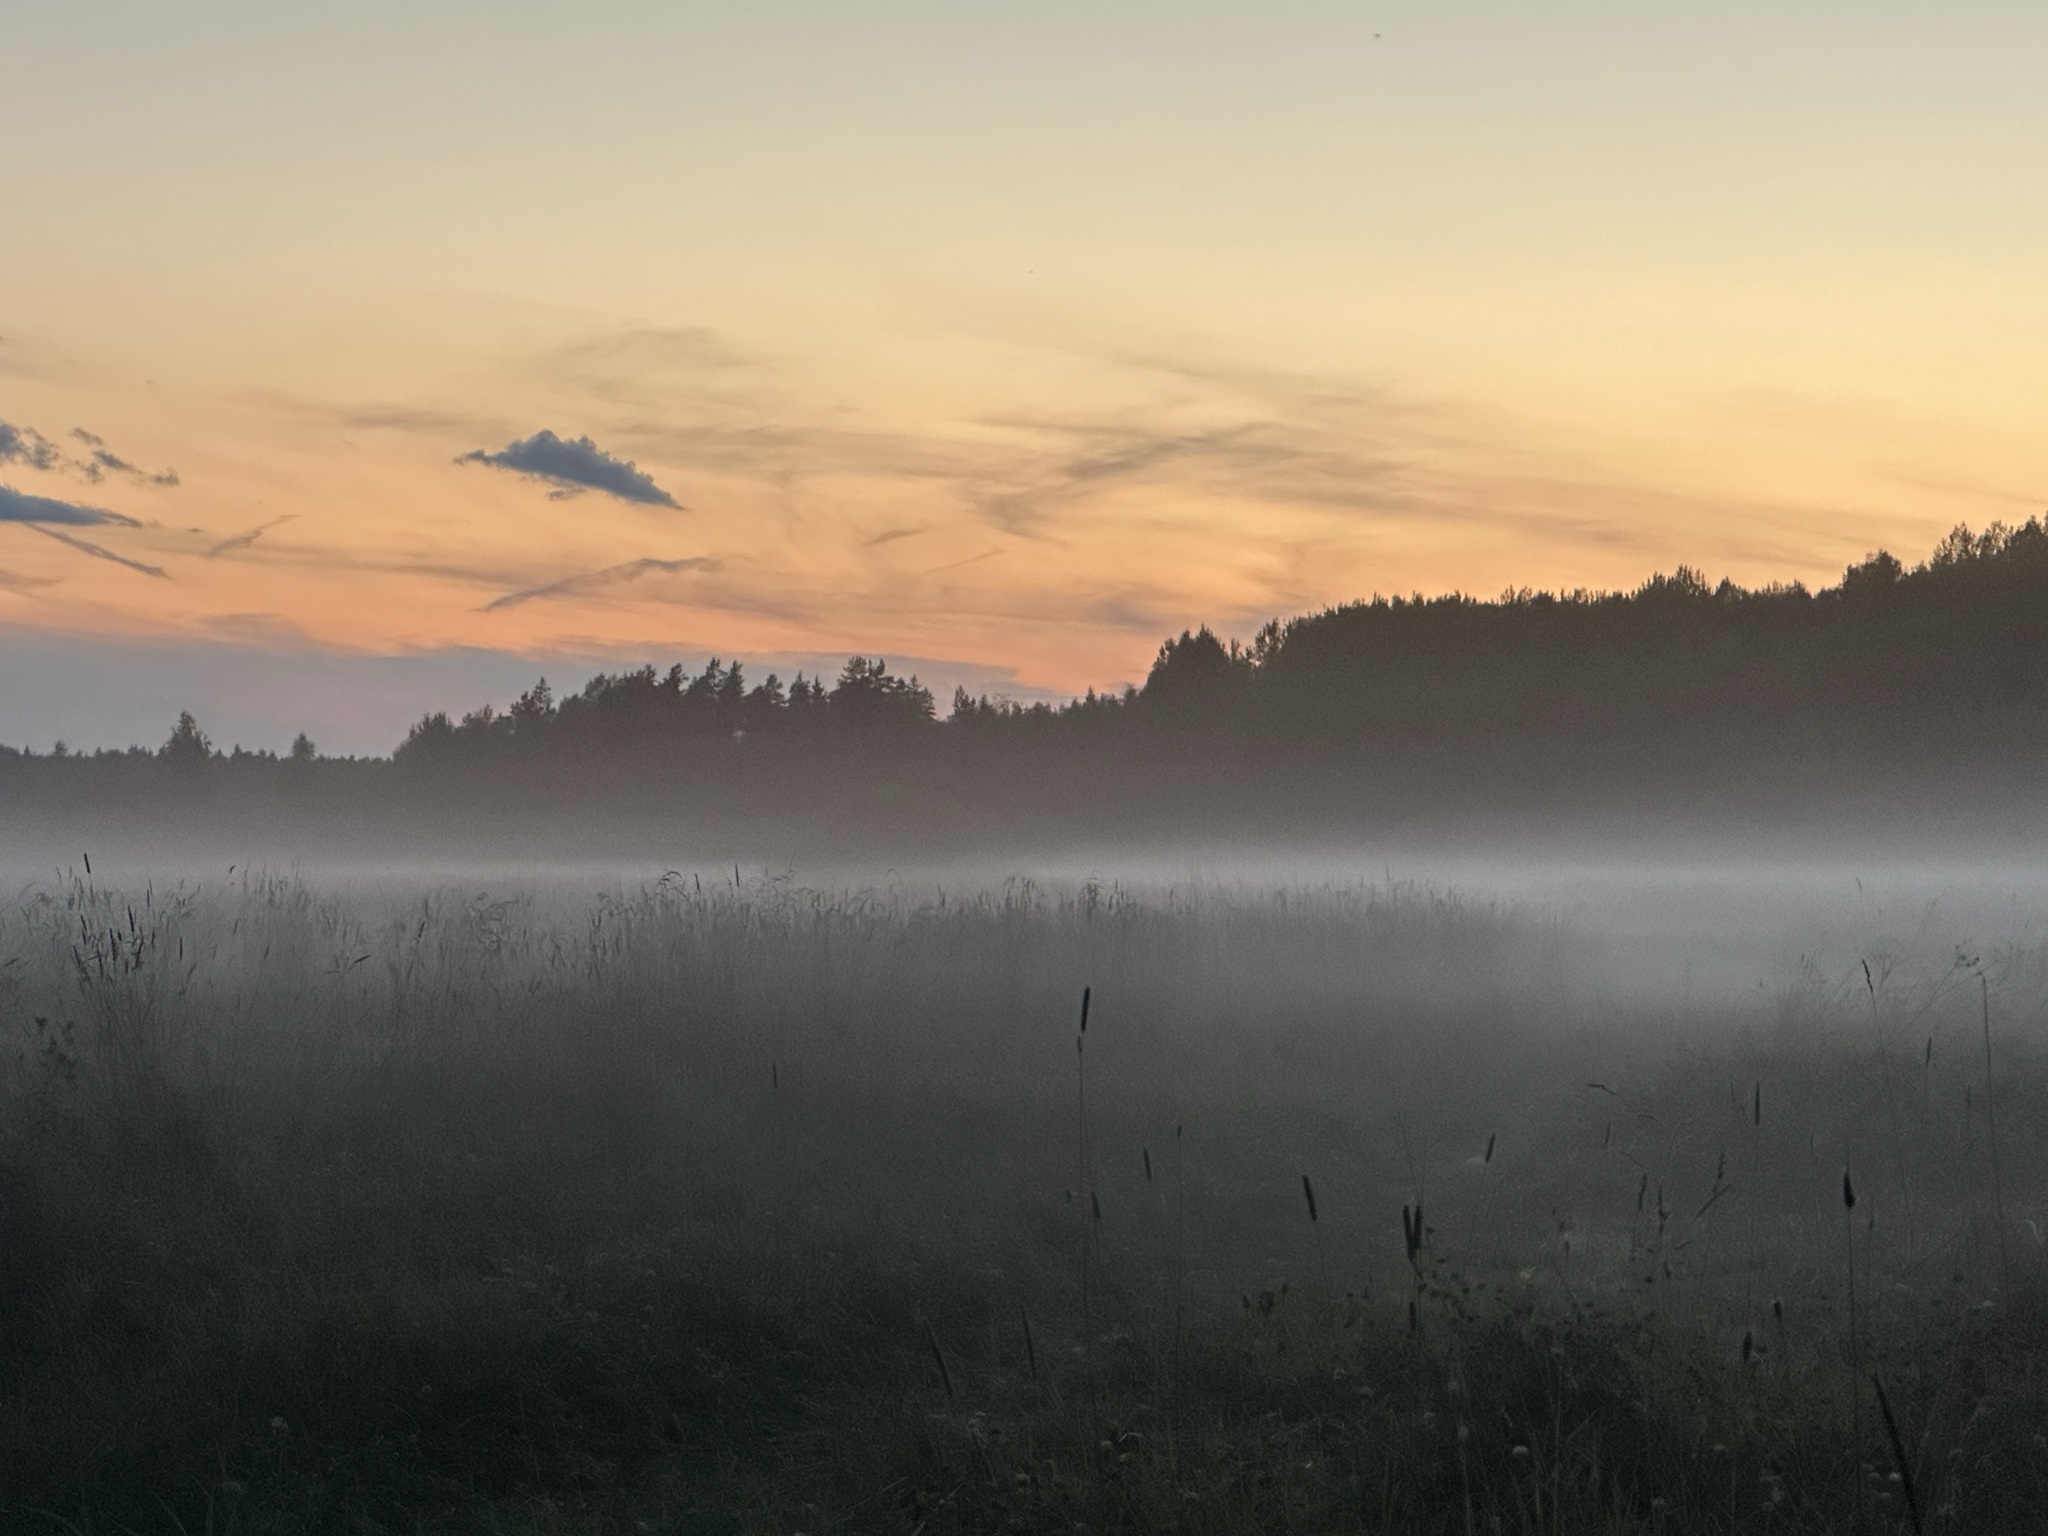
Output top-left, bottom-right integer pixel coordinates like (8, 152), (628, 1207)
(0, 865), (2044, 1533)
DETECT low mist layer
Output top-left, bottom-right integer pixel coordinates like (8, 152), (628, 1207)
(3, 865), (2045, 1530)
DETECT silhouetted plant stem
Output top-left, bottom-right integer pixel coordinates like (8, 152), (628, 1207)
(1874, 1374), (1924, 1536)
(1864, 960), (1916, 1258)
(1076, 986), (1092, 1358)
(1981, 973), (2011, 1295)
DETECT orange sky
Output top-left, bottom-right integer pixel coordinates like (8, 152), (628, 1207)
(3, 3), (2046, 747)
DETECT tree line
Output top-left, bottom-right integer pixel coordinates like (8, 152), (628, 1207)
(8, 519), (2048, 844)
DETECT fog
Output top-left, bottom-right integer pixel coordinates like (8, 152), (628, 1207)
(6, 837), (2045, 1530)
(15, 842), (2048, 1009)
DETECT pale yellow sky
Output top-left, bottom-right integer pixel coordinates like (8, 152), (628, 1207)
(3, 2), (2046, 748)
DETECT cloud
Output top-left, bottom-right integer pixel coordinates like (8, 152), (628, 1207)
(0, 422), (62, 472)
(0, 484), (140, 527)
(0, 418), (178, 486)
(458, 430), (680, 507)
(23, 523), (168, 579)
(206, 514), (297, 558)
(969, 416), (1421, 535)
(70, 429), (180, 487)
(0, 567), (56, 594)
(863, 525), (925, 547)
(924, 548), (1004, 576)
(252, 391), (500, 438)
(484, 556), (719, 612)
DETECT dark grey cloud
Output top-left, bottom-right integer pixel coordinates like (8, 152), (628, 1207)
(71, 428), (179, 487)
(459, 430), (680, 507)
(484, 556), (718, 612)
(0, 422), (62, 472)
(0, 419), (177, 486)
(0, 484), (140, 527)
(23, 523), (168, 579)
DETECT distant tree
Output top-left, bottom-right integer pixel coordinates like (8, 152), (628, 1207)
(680, 660), (726, 732)
(160, 711), (212, 765)
(718, 662), (747, 720)
(1631, 565), (1712, 604)
(1140, 628), (1245, 711)
(289, 733), (317, 762)
(742, 673), (786, 734)
(1839, 549), (1903, 601)
(829, 657), (936, 730)
(395, 711), (456, 762)
(509, 679), (555, 736)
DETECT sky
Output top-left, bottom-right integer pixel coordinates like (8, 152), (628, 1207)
(3, 1), (2046, 753)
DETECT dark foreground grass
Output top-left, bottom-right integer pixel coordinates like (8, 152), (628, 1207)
(7, 1062), (2048, 1535)
(3, 872), (2046, 1532)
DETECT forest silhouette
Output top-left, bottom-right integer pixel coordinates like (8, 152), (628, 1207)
(9, 519), (2048, 853)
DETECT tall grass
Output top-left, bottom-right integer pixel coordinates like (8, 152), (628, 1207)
(0, 865), (2042, 1531)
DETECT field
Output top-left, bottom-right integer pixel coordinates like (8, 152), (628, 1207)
(1, 863), (2044, 1534)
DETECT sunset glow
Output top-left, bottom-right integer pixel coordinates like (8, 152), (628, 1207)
(5, 2), (2046, 749)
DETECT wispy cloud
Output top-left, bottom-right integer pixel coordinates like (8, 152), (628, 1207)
(863, 525), (925, 547)
(484, 555), (719, 612)
(253, 391), (499, 438)
(0, 484), (141, 527)
(70, 429), (179, 487)
(924, 548), (1004, 576)
(459, 430), (681, 507)
(24, 523), (169, 578)
(206, 514), (298, 558)
(969, 415), (1420, 535)
(0, 566), (56, 594)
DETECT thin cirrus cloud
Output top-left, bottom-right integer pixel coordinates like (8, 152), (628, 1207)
(206, 514), (298, 558)
(484, 556), (719, 612)
(458, 430), (681, 507)
(23, 524), (169, 579)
